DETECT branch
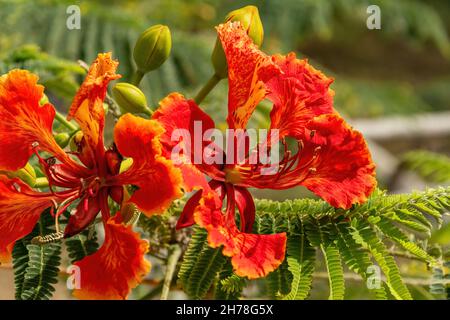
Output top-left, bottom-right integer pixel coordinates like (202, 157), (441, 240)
(160, 244), (182, 300)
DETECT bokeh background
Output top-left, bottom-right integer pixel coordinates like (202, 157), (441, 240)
(0, 0), (449, 299)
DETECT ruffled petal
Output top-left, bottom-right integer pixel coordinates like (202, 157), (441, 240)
(298, 114), (376, 208)
(0, 175), (53, 263)
(216, 22), (281, 129)
(0, 70), (68, 171)
(267, 53), (335, 138)
(152, 92), (221, 185)
(72, 214), (150, 300)
(68, 53), (120, 170)
(112, 113), (183, 216)
(194, 187), (286, 279)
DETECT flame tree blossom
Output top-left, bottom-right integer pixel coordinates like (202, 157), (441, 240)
(0, 53), (182, 299)
(153, 22), (376, 279)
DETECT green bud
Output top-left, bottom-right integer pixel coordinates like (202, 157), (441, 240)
(54, 132), (71, 148)
(211, 5), (264, 79)
(133, 24), (172, 74)
(7, 162), (36, 187)
(112, 82), (150, 115)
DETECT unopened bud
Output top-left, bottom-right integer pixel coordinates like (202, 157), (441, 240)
(54, 132), (71, 148)
(212, 5), (264, 79)
(112, 82), (150, 115)
(133, 25), (172, 74)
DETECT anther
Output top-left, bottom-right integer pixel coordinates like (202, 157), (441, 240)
(31, 141), (39, 148)
(309, 167), (317, 173)
(310, 130), (316, 138)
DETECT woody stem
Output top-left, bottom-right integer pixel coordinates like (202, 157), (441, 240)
(160, 244), (182, 300)
(54, 111), (78, 132)
(194, 73), (221, 104)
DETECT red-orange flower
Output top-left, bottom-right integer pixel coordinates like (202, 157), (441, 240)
(156, 22), (376, 279)
(0, 53), (182, 299)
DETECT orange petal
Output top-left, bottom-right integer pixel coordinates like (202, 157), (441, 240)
(0, 70), (67, 171)
(0, 175), (53, 263)
(216, 22), (281, 129)
(297, 114), (376, 209)
(194, 189), (286, 279)
(68, 53), (121, 167)
(113, 113), (183, 216)
(267, 53), (335, 138)
(72, 214), (150, 300)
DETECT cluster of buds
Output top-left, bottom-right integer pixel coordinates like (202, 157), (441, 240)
(114, 5), (264, 113)
(113, 24), (172, 115)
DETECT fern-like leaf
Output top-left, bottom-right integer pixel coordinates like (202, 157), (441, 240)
(65, 227), (99, 263)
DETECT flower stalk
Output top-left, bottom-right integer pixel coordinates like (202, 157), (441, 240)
(160, 244), (182, 300)
(194, 73), (221, 105)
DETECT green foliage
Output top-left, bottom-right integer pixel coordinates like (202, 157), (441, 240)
(401, 150), (450, 183)
(214, 262), (246, 300)
(283, 233), (316, 300)
(12, 213), (62, 300)
(65, 227), (99, 263)
(181, 187), (449, 300)
(178, 227), (227, 299)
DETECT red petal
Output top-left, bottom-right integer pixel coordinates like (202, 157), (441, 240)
(0, 176), (53, 263)
(113, 113), (183, 216)
(216, 22), (281, 129)
(234, 186), (255, 233)
(0, 70), (69, 171)
(72, 214), (150, 300)
(194, 187), (286, 279)
(299, 114), (376, 208)
(176, 189), (202, 230)
(152, 92), (222, 184)
(64, 196), (101, 238)
(68, 53), (121, 170)
(267, 53), (335, 138)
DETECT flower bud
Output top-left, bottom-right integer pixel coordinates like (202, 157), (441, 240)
(112, 82), (150, 115)
(133, 25), (172, 74)
(54, 132), (71, 148)
(212, 5), (264, 79)
(7, 162), (36, 187)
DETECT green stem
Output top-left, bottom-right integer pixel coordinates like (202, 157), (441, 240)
(131, 70), (145, 87)
(35, 177), (49, 188)
(54, 111), (78, 131)
(160, 244), (182, 300)
(194, 73), (221, 104)
(143, 108), (154, 117)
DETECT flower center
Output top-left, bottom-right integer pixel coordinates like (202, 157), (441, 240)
(224, 167), (242, 184)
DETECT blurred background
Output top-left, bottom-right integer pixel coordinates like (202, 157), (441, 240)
(0, 0), (449, 299)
